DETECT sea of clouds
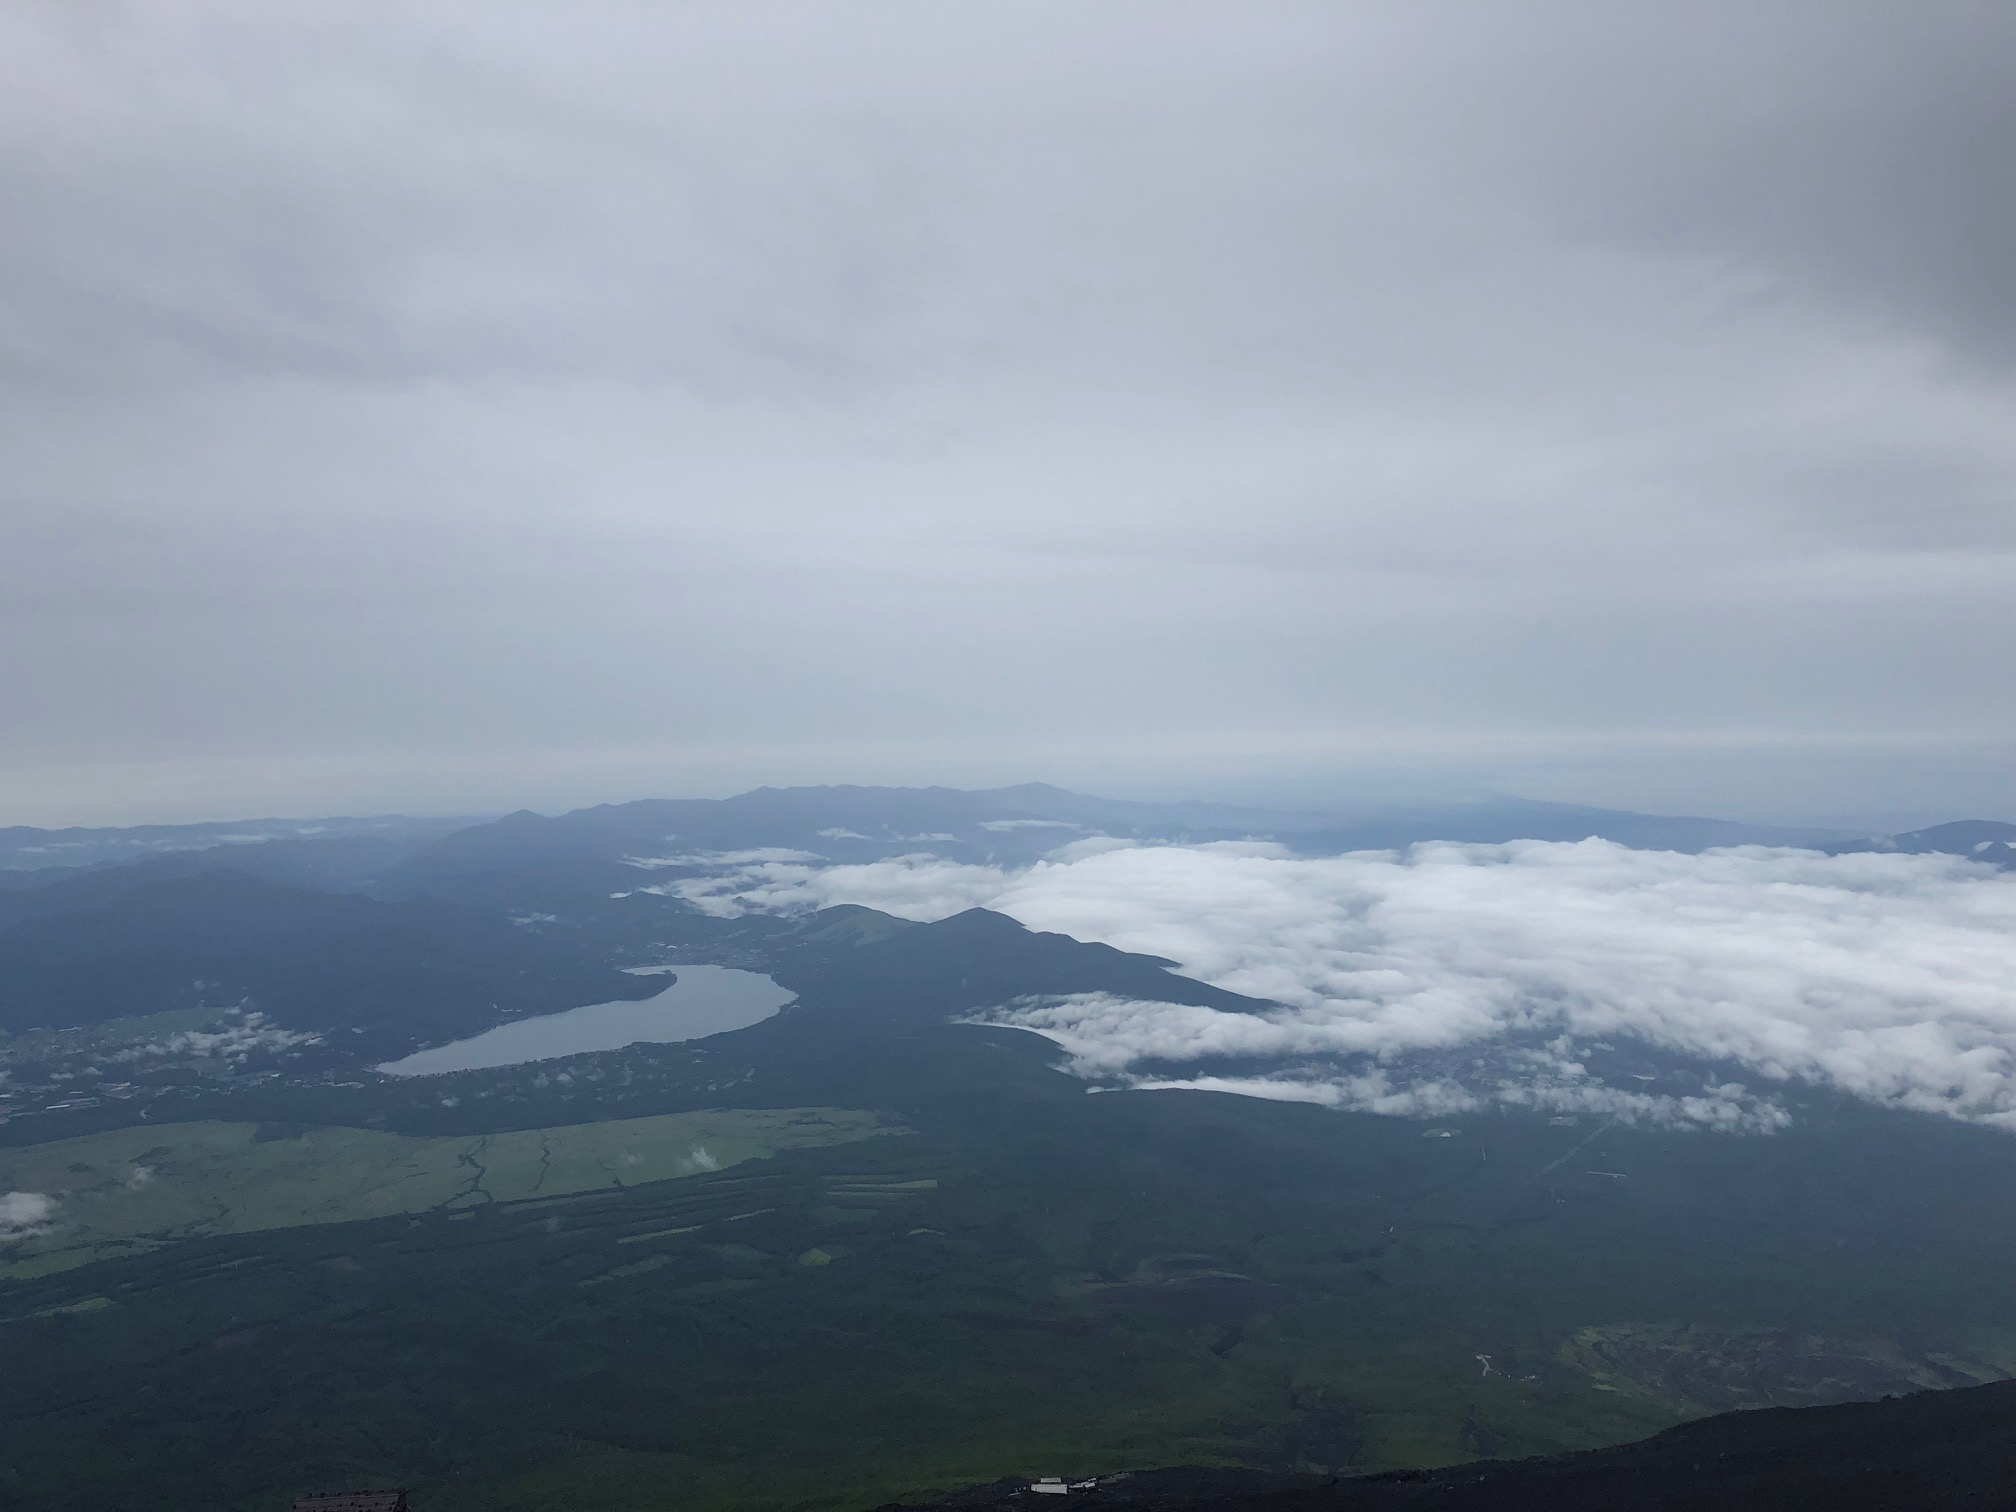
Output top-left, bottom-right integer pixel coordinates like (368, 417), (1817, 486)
(668, 839), (2016, 1131)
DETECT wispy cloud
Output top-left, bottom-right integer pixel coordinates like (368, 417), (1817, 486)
(668, 852), (1014, 919)
(0, 1191), (55, 1243)
(110, 1012), (319, 1064)
(685, 840), (2016, 1128)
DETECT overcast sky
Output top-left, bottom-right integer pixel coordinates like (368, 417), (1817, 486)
(4, 2), (2012, 827)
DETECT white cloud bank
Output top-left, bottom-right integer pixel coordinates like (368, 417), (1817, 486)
(674, 840), (2016, 1130)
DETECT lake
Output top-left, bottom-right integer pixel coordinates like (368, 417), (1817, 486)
(376, 964), (795, 1077)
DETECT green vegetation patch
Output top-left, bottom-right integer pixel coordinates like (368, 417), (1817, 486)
(1562, 1322), (2016, 1413)
(0, 1106), (898, 1279)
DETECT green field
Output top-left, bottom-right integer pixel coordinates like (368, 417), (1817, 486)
(0, 1107), (900, 1279)
(6, 1063), (2016, 1512)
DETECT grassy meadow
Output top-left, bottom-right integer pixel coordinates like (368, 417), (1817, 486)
(0, 1107), (898, 1279)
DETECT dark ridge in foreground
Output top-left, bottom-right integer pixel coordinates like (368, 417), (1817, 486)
(879, 1379), (2016, 1512)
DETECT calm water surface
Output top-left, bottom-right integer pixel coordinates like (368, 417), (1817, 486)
(376, 965), (793, 1077)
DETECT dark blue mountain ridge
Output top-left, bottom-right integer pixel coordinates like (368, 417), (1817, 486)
(0, 867), (657, 1050)
(0, 813), (479, 874)
(1828, 818), (2016, 868)
(373, 785), (1872, 906)
(15, 786), (1982, 908)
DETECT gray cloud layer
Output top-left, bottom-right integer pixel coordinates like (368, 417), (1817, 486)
(2, 3), (2012, 823)
(676, 840), (2016, 1129)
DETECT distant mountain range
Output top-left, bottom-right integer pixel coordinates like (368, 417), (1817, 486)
(0, 786), (2005, 1045)
(13, 785), (2012, 893)
(0, 813), (478, 878)
(1827, 819), (2016, 868)
(1, 783), (2007, 1063)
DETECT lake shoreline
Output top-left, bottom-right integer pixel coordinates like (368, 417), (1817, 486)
(376, 964), (796, 1078)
